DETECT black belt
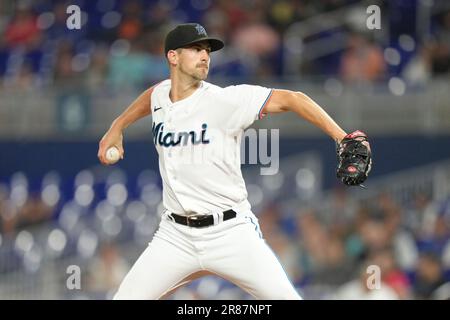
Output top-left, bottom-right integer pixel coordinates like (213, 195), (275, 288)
(170, 209), (237, 228)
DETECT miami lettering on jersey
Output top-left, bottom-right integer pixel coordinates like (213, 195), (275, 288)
(152, 122), (210, 147)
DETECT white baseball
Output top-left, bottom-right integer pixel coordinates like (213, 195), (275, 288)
(106, 146), (120, 164)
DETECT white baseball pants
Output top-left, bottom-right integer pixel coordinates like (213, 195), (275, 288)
(113, 210), (302, 300)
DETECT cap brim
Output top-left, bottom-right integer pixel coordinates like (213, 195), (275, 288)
(181, 37), (224, 52)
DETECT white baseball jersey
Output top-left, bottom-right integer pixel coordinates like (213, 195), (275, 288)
(150, 79), (273, 215)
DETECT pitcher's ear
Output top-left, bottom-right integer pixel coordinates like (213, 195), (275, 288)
(167, 50), (178, 65)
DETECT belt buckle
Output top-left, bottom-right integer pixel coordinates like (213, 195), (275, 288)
(187, 215), (208, 228)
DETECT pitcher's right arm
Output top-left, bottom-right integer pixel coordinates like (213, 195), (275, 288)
(98, 86), (154, 165)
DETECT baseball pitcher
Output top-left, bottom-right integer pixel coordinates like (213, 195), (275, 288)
(98, 23), (372, 300)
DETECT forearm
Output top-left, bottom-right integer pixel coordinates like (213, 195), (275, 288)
(111, 88), (152, 132)
(288, 91), (347, 142)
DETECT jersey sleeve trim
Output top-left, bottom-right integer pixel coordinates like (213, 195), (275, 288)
(258, 89), (274, 120)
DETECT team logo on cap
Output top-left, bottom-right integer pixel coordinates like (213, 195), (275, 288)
(195, 24), (207, 36)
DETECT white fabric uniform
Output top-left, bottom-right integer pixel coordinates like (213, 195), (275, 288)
(114, 80), (301, 300)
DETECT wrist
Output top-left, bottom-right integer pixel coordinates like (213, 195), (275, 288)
(111, 118), (126, 132)
(335, 132), (347, 143)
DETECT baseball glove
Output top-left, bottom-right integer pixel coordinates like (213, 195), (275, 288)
(336, 130), (372, 187)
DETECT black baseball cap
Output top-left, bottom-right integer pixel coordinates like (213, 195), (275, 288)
(164, 23), (224, 55)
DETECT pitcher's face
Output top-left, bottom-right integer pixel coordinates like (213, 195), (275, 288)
(176, 41), (211, 80)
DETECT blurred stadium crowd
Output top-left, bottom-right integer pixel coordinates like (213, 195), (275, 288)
(1, 0), (450, 300)
(0, 0), (450, 91)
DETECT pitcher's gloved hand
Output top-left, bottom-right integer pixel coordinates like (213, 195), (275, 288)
(336, 130), (372, 186)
